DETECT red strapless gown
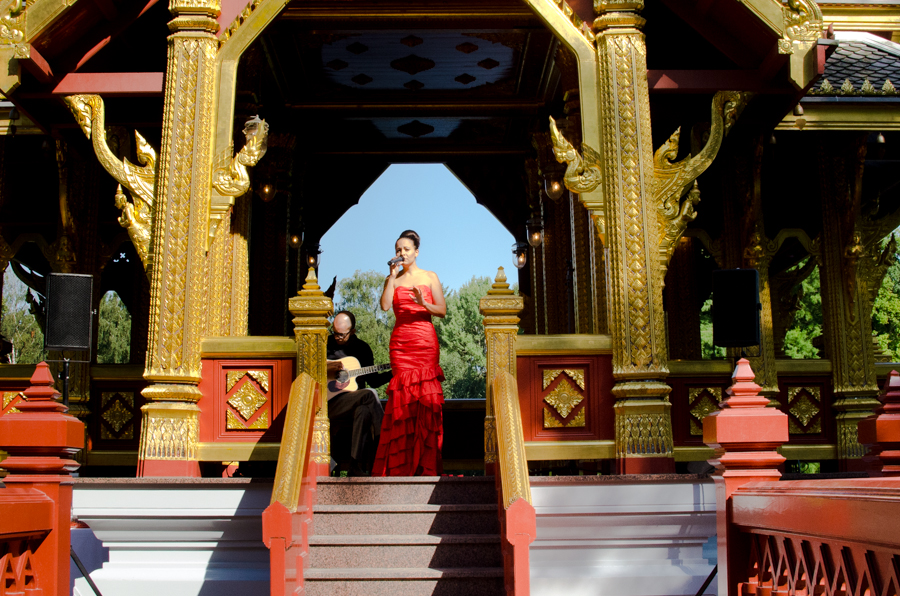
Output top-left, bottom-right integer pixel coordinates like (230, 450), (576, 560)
(371, 285), (444, 476)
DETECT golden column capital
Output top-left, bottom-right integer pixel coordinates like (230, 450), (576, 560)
(480, 267), (524, 467)
(289, 268), (334, 466)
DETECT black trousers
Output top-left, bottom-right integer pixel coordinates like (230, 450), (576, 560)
(328, 388), (384, 471)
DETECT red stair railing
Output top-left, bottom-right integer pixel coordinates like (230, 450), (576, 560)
(262, 372), (321, 596)
(491, 369), (537, 596)
(0, 362), (84, 596)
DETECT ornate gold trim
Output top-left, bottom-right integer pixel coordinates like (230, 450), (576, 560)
(64, 94), (157, 271)
(544, 378), (583, 418)
(227, 381), (267, 420)
(524, 440), (615, 461)
(517, 334), (612, 355)
(492, 370), (532, 508)
(549, 116), (602, 194)
(271, 372), (316, 511)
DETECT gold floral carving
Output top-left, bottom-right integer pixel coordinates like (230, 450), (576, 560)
(616, 409), (674, 458)
(103, 400), (133, 433)
(0, 1), (25, 46)
(226, 409), (244, 429)
(64, 95), (157, 272)
(689, 388), (721, 436)
(138, 405), (199, 461)
(271, 373), (316, 511)
(778, 0), (823, 55)
(543, 409), (564, 428)
(788, 387), (821, 433)
(226, 370), (270, 393)
(544, 378), (583, 418)
(492, 370), (532, 508)
(543, 370), (562, 389)
(810, 78), (900, 97)
(228, 382), (267, 420)
(564, 369), (585, 390)
(248, 411), (269, 429)
(311, 416), (331, 464)
(567, 407), (586, 427)
(654, 91), (749, 275)
(484, 417), (498, 463)
(549, 116), (602, 194)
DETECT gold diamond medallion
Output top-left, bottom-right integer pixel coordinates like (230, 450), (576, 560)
(544, 378), (583, 418)
(103, 399), (132, 433)
(228, 382), (267, 420)
(790, 393), (819, 432)
(689, 388), (721, 436)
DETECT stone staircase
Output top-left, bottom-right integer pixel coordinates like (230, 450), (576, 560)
(306, 476), (504, 595)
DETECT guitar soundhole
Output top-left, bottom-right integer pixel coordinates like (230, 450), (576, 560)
(337, 370), (350, 383)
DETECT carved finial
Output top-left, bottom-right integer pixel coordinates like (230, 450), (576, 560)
(884, 79), (897, 95)
(301, 267), (320, 292)
(841, 79), (856, 94)
(488, 267), (514, 296)
(819, 79), (834, 94)
(721, 358), (769, 409)
(861, 78), (877, 95)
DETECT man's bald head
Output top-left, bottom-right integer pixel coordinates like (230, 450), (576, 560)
(333, 311), (355, 345)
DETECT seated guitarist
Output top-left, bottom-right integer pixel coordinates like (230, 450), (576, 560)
(326, 310), (391, 476)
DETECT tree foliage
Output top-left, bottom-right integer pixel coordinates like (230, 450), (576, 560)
(97, 291), (131, 364)
(873, 250), (900, 361)
(783, 264), (823, 359)
(1, 269), (46, 364)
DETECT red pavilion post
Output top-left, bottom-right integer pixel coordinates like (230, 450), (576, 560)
(703, 358), (788, 596)
(859, 370), (900, 476)
(0, 361), (84, 596)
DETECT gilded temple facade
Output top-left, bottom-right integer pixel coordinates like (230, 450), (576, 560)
(1, 0), (900, 477)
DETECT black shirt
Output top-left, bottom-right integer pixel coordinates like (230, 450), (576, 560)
(326, 334), (391, 389)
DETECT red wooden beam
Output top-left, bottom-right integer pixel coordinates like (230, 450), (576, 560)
(51, 72), (164, 96)
(20, 45), (54, 84)
(648, 70), (769, 92)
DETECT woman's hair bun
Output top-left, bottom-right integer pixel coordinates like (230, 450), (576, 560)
(398, 229), (420, 249)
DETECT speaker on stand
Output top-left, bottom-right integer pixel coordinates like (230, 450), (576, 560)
(711, 269), (761, 352)
(44, 273), (94, 406)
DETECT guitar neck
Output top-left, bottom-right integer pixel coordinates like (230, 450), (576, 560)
(349, 364), (390, 379)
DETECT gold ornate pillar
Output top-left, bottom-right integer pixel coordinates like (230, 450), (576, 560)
(818, 136), (896, 470)
(288, 268), (333, 475)
(479, 267), (524, 476)
(137, 0), (220, 477)
(594, 0), (673, 473)
(205, 195), (250, 337)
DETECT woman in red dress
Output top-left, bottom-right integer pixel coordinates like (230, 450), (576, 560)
(372, 230), (447, 476)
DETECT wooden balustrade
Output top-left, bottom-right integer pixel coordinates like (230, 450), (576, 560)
(707, 362), (900, 596)
(262, 372), (319, 596)
(491, 369), (536, 596)
(0, 362), (84, 596)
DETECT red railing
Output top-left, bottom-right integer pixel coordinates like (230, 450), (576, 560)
(491, 370), (537, 596)
(261, 372), (323, 596)
(707, 361), (900, 596)
(0, 362), (84, 596)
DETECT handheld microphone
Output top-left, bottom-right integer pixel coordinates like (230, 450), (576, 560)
(388, 256), (404, 266)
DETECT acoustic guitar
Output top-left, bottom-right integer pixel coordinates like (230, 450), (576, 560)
(326, 356), (391, 400)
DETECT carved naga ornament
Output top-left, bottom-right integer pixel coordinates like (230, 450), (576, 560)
(548, 116), (602, 194)
(212, 116), (269, 198)
(64, 94), (157, 272)
(779, 0), (823, 55)
(653, 90), (750, 273)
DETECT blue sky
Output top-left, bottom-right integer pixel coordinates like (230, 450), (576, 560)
(318, 164), (515, 296)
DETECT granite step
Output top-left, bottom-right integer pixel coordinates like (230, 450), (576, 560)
(303, 567), (505, 596)
(312, 503), (500, 535)
(308, 534), (503, 568)
(316, 476), (497, 505)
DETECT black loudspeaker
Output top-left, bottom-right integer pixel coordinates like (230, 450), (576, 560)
(44, 273), (94, 351)
(712, 268), (761, 348)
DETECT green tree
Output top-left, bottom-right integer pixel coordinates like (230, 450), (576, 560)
(1, 270), (47, 364)
(435, 276), (492, 400)
(97, 291), (131, 364)
(873, 250), (900, 361)
(782, 262), (823, 359)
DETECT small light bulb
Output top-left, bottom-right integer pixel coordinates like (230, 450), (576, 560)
(289, 234), (302, 249)
(528, 230), (542, 248)
(545, 179), (565, 201)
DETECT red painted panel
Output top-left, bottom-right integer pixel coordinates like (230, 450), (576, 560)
(198, 358), (294, 444)
(515, 355), (613, 443)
